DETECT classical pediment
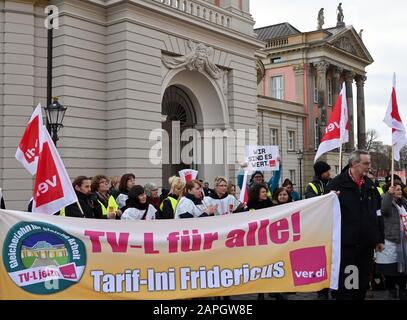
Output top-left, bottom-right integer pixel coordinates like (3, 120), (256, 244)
(326, 27), (373, 64)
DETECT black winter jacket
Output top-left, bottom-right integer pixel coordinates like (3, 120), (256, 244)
(64, 190), (95, 218)
(326, 166), (383, 247)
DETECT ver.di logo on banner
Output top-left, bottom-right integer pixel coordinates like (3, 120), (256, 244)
(3, 221), (86, 294)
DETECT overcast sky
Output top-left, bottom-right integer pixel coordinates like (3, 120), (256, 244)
(250, 0), (407, 145)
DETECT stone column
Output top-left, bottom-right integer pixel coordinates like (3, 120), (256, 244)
(355, 75), (367, 149)
(314, 61), (329, 131)
(294, 64), (305, 104)
(332, 66), (343, 104)
(345, 71), (355, 151)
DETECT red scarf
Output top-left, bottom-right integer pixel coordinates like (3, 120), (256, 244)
(349, 169), (365, 189)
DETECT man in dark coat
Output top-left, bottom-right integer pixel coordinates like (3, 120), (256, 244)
(326, 150), (384, 300)
(63, 176), (95, 218)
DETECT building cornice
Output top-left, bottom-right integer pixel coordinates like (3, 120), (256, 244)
(81, 0), (265, 49)
(257, 95), (306, 118)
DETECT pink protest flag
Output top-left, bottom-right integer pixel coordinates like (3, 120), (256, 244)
(179, 169), (198, 184)
(15, 103), (44, 175)
(32, 126), (78, 214)
(314, 83), (349, 163)
(383, 73), (407, 162)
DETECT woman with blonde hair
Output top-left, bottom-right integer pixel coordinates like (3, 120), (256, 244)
(109, 176), (121, 199)
(204, 176), (244, 215)
(227, 181), (238, 200)
(175, 180), (217, 219)
(158, 176), (184, 219)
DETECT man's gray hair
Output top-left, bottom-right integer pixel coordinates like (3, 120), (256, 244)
(348, 150), (369, 167)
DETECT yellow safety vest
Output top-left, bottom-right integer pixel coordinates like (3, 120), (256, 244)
(160, 196), (178, 212)
(308, 182), (324, 196)
(59, 202), (86, 217)
(377, 187), (384, 196)
(98, 196), (119, 217)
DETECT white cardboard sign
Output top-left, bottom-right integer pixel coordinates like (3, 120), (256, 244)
(245, 145), (279, 171)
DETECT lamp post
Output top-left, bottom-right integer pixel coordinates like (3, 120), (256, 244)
(45, 97), (67, 147)
(297, 149), (304, 196)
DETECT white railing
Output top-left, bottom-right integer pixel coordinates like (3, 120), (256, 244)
(153, 0), (232, 29)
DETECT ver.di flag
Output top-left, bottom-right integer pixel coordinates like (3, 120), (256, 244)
(314, 84), (349, 162)
(383, 73), (407, 161)
(32, 126), (77, 214)
(15, 103), (43, 175)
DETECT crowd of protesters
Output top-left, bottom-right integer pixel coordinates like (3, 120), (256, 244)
(0, 150), (406, 300)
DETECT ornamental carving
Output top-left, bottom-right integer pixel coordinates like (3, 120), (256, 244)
(333, 37), (357, 56)
(256, 60), (265, 85)
(162, 40), (223, 80)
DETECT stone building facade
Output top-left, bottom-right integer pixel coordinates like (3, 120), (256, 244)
(255, 20), (373, 190)
(0, 0), (264, 209)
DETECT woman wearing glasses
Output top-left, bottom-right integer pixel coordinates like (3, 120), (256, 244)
(91, 175), (121, 219)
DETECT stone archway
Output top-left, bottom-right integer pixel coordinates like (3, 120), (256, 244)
(161, 69), (229, 188)
(161, 85), (197, 187)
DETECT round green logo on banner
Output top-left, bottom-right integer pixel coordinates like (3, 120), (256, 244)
(3, 221), (86, 295)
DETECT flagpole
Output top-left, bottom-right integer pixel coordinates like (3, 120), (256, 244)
(391, 145), (394, 187)
(76, 201), (84, 215)
(339, 144), (343, 172)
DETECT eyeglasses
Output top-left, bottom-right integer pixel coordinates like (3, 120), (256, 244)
(151, 189), (158, 192)
(99, 180), (109, 184)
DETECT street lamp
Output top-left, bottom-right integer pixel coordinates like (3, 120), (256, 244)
(45, 97), (67, 146)
(296, 149), (304, 197)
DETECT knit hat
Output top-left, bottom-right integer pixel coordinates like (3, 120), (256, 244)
(313, 161), (331, 177)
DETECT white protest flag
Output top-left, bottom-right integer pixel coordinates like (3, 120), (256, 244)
(179, 169), (198, 184)
(15, 103), (44, 175)
(32, 126), (78, 214)
(383, 73), (407, 161)
(314, 84), (348, 162)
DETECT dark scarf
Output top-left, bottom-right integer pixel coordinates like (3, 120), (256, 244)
(247, 198), (273, 210)
(209, 191), (228, 200)
(185, 193), (202, 205)
(149, 196), (161, 210)
(96, 191), (110, 205)
(125, 198), (148, 210)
